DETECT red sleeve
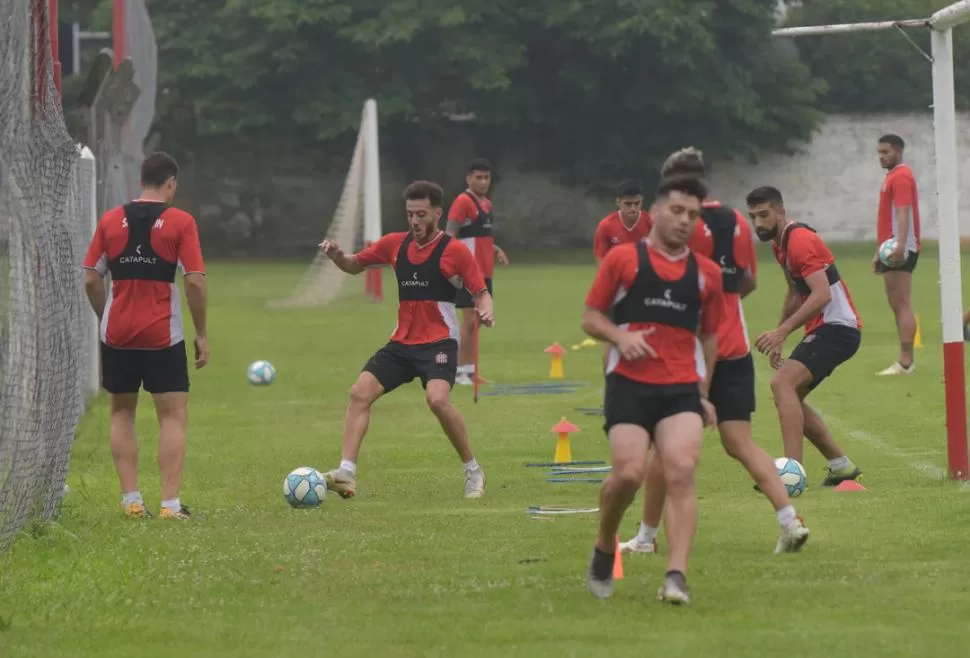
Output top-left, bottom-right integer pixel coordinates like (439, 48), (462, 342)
(83, 220), (107, 273)
(699, 260), (725, 336)
(593, 219), (611, 260)
(734, 211), (757, 275)
(786, 231), (830, 279)
(354, 233), (401, 268)
(585, 246), (629, 312)
(176, 214), (206, 274)
(447, 194), (475, 225)
(442, 239), (486, 293)
(687, 222), (712, 258)
(892, 170), (914, 207)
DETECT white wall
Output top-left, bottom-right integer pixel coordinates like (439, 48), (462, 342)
(708, 112), (970, 242)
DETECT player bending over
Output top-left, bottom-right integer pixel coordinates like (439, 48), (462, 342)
(319, 181), (494, 499)
(747, 186), (863, 486)
(446, 158), (508, 386)
(621, 148), (809, 558)
(582, 175), (723, 606)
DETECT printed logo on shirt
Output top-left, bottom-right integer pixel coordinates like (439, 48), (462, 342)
(435, 352), (448, 365)
(401, 271), (430, 288)
(718, 254), (737, 276)
(119, 244), (157, 266)
(643, 288), (687, 312)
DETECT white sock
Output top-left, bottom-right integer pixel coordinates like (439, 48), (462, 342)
(161, 498), (180, 512)
(776, 505), (798, 528)
(339, 460), (357, 477)
(122, 491), (143, 506)
(467, 364), (476, 375)
(828, 456), (851, 471)
(457, 365), (471, 375)
(636, 523), (659, 544)
(463, 458), (480, 472)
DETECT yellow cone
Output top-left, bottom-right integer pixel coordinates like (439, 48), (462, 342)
(915, 316), (923, 349)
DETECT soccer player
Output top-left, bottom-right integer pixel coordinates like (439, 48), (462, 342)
(620, 148), (809, 558)
(582, 175), (723, 606)
(747, 186), (863, 486)
(319, 180), (494, 499)
(82, 151), (208, 520)
(446, 158), (509, 386)
(874, 134), (921, 376)
(593, 179), (653, 263)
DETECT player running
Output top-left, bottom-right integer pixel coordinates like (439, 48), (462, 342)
(874, 134), (921, 376)
(620, 148), (809, 558)
(582, 175), (723, 606)
(593, 179), (653, 263)
(746, 186), (863, 486)
(82, 151), (208, 520)
(446, 158), (509, 386)
(319, 180), (494, 500)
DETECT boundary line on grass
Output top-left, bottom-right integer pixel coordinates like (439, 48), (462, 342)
(821, 412), (948, 480)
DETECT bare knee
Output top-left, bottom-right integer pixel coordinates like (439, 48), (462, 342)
(349, 381), (378, 409)
(426, 391), (453, 415)
(613, 461), (647, 492)
(770, 374), (791, 400)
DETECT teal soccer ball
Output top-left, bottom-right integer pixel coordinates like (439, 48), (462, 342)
(248, 360), (276, 385)
(878, 238), (900, 268)
(774, 457), (807, 498)
(283, 467), (328, 508)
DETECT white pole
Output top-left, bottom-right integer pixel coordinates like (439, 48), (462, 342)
(929, 0), (970, 31)
(72, 22), (81, 76)
(362, 99), (381, 243)
(80, 146), (100, 404)
(772, 19), (928, 37)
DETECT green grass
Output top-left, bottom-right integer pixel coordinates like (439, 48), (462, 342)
(3, 244), (970, 658)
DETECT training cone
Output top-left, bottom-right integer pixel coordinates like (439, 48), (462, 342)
(834, 480), (866, 492)
(550, 417), (580, 463)
(545, 342), (566, 379)
(914, 316), (923, 349)
(613, 535), (624, 580)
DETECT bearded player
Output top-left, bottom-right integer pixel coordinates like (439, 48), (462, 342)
(319, 181), (494, 499)
(620, 148), (809, 559)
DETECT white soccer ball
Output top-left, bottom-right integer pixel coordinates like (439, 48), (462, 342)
(774, 457), (808, 498)
(283, 467), (328, 508)
(878, 238), (899, 267)
(247, 360), (276, 385)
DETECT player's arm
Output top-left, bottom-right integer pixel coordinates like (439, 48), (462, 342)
(321, 235), (393, 274)
(698, 268), (724, 398)
(593, 221), (609, 264)
(82, 222), (108, 321)
(447, 242), (494, 326)
(890, 174), (914, 260)
(778, 269), (830, 337)
(175, 215), (209, 366)
(445, 196), (470, 237)
(736, 211), (757, 298)
(580, 249), (653, 360)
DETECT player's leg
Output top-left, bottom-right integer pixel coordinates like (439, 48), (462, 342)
(454, 283), (477, 385)
(619, 450), (663, 555)
(879, 263), (917, 375)
(144, 341), (192, 519)
(101, 343), (147, 518)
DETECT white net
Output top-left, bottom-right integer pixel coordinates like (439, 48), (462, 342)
(0, 1), (92, 549)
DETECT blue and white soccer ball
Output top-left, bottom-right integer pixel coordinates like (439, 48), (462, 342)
(247, 360), (276, 385)
(775, 457), (808, 498)
(878, 238), (900, 268)
(283, 467), (328, 508)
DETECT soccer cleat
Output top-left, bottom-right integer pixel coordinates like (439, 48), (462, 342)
(877, 361), (915, 376)
(821, 463), (862, 487)
(656, 571), (690, 606)
(619, 535), (658, 555)
(159, 505), (191, 520)
(454, 373), (474, 386)
(774, 516), (810, 555)
(464, 467), (486, 499)
(123, 501), (151, 519)
(587, 549), (614, 599)
(323, 468), (357, 499)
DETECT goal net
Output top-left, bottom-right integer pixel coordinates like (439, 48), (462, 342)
(269, 100), (383, 309)
(0, 0), (96, 550)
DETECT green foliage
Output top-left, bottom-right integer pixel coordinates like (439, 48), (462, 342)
(784, 0), (970, 112)
(115, 0), (823, 184)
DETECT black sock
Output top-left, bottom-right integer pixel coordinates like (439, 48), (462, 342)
(591, 546), (615, 581)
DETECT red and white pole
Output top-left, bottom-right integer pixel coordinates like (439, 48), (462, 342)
(112, 0), (125, 68)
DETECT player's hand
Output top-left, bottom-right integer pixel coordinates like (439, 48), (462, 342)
(871, 252), (880, 274)
(769, 347), (784, 370)
(194, 335), (209, 369)
(700, 397), (717, 427)
(615, 328), (657, 361)
(755, 328), (787, 355)
(889, 245), (906, 266)
(495, 246), (510, 268)
(475, 295), (495, 327)
(319, 239), (343, 259)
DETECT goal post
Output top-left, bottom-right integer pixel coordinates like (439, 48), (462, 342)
(773, 0), (970, 481)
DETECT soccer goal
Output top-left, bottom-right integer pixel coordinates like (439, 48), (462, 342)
(773, 0), (970, 480)
(269, 100), (383, 309)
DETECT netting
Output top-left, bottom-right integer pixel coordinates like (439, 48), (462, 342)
(0, 0), (91, 550)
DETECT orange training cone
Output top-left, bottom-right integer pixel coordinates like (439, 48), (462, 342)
(550, 417), (580, 463)
(545, 342), (566, 379)
(613, 535), (624, 580)
(834, 480), (866, 492)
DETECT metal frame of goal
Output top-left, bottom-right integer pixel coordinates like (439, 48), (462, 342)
(773, 0), (970, 481)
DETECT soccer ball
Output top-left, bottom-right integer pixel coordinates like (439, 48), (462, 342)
(248, 360), (276, 385)
(774, 457), (808, 498)
(283, 467), (328, 508)
(878, 238), (900, 268)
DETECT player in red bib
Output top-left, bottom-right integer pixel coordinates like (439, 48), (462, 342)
(319, 181), (494, 500)
(82, 152), (208, 521)
(621, 148), (809, 559)
(874, 134), (921, 376)
(593, 179), (653, 263)
(446, 158), (509, 386)
(582, 176), (722, 606)
(747, 186), (864, 487)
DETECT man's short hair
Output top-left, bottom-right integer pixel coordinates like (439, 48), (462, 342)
(879, 134), (905, 150)
(141, 152), (179, 188)
(404, 180), (444, 208)
(615, 178), (642, 197)
(661, 147), (706, 178)
(656, 175), (708, 202)
(745, 186), (784, 207)
(467, 158), (492, 174)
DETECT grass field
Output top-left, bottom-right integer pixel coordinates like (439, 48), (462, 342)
(2, 244), (970, 658)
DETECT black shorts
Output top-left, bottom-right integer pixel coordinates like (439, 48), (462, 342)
(789, 324), (861, 393)
(363, 339), (458, 393)
(709, 353), (756, 423)
(456, 277), (492, 309)
(875, 250), (919, 274)
(603, 374), (703, 439)
(101, 341), (190, 394)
